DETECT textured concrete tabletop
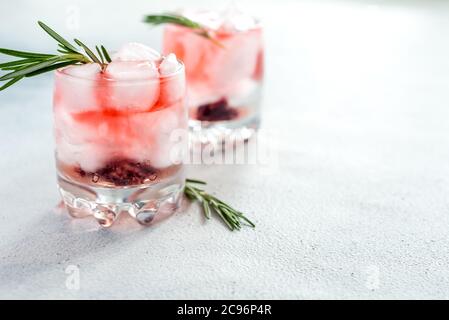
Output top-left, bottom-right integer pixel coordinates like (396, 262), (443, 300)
(1, 0), (449, 299)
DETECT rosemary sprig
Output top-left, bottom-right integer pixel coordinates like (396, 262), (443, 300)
(184, 179), (255, 231)
(0, 21), (112, 91)
(143, 14), (224, 48)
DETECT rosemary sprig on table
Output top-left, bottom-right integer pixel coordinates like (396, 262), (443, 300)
(0, 21), (112, 91)
(184, 179), (255, 231)
(144, 14), (224, 48)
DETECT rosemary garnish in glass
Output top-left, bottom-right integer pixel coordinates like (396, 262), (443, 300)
(0, 21), (112, 91)
(143, 13), (224, 48)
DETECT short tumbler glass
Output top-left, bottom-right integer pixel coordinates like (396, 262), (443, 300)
(163, 13), (264, 145)
(53, 62), (187, 227)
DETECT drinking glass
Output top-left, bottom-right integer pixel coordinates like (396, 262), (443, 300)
(54, 61), (187, 227)
(163, 10), (264, 145)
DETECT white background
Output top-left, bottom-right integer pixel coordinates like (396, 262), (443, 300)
(1, 0), (449, 299)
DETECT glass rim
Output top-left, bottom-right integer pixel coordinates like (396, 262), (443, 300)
(55, 59), (185, 83)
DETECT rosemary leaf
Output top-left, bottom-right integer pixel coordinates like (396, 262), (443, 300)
(95, 46), (105, 64)
(57, 44), (71, 55)
(202, 201), (211, 219)
(0, 48), (55, 59)
(223, 208), (242, 229)
(144, 14), (203, 29)
(25, 60), (79, 77)
(186, 178), (207, 185)
(184, 191), (196, 201)
(74, 39), (101, 65)
(214, 207), (236, 230)
(57, 44), (68, 51)
(144, 14), (224, 48)
(184, 179), (255, 231)
(188, 186), (205, 202)
(1, 60), (44, 71)
(237, 213), (256, 227)
(1, 64), (36, 71)
(0, 57), (61, 80)
(38, 21), (78, 52)
(0, 76), (24, 91)
(0, 58), (36, 68)
(101, 45), (112, 63)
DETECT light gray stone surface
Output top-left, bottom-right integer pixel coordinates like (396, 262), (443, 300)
(1, 0), (449, 299)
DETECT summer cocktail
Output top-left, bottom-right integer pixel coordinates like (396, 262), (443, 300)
(54, 43), (187, 226)
(146, 9), (264, 144)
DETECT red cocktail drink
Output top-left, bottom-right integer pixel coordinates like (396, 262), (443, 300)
(163, 9), (263, 144)
(54, 43), (187, 226)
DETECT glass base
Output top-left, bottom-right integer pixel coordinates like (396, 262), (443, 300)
(57, 170), (184, 227)
(189, 114), (260, 150)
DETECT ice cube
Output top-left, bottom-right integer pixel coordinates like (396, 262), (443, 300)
(54, 64), (102, 112)
(57, 139), (113, 172)
(182, 9), (222, 30)
(181, 8), (256, 32)
(112, 42), (161, 62)
(54, 109), (91, 145)
(219, 8), (257, 32)
(124, 102), (186, 168)
(157, 54), (185, 107)
(154, 102), (187, 167)
(62, 63), (101, 79)
(105, 61), (160, 111)
(54, 110), (111, 172)
(106, 61), (159, 80)
(159, 53), (179, 76)
(150, 107), (186, 168)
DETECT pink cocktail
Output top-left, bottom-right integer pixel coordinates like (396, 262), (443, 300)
(163, 9), (264, 143)
(54, 43), (187, 227)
